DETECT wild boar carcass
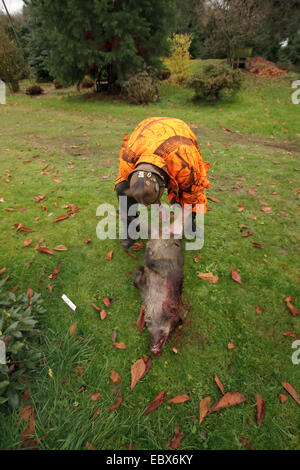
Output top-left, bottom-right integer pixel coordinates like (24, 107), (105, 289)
(133, 237), (184, 356)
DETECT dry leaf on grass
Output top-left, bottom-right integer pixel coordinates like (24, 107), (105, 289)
(26, 288), (34, 299)
(90, 409), (102, 419)
(110, 392), (123, 411)
(166, 427), (184, 450)
(22, 238), (33, 248)
(102, 297), (111, 308)
(53, 215), (69, 223)
(91, 392), (101, 402)
(106, 250), (113, 261)
(214, 374), (225, 395)
(53, 245), (68, 251)
(199, 396), (211, 425)
(144, 391), (166, 415)
(110, 370), (122, 383)
(284, 297), (299, 317)
(252, 242), (263, 249)
(197, 272), (219, 284)
(231, 268), (242, 285)
(167, 394), (190, 404)
(278, 393), (288, 403)
(112, 342), (126, 350)
(69, 322), (77, 337)
(36, 246), (55, 256)
(130, 356), (151, 391)
(209, 391), (248, 413)
(242, 231), (254, 237)
(255, 393), (265, 424)
(48, 267), (59, 279)
(207, 196), (222, 204)
(281, 382), (300, 405)
(137, 305), (145, 333)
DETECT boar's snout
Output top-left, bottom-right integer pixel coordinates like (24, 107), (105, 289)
(149, 315), (183, 356)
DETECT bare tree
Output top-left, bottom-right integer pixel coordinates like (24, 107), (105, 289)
(200, 0), (264, 65)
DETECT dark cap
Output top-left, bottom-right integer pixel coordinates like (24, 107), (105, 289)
(128, 164), (165, 205)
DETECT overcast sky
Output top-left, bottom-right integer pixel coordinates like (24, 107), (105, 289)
(0, 0), (24, 14)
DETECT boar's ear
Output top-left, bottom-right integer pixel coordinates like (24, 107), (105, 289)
(146, 258), (170, 275)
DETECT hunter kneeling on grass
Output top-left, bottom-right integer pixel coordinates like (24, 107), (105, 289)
(114, 116), (210, 247)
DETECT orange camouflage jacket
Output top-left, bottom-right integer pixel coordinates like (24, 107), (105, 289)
(115, 117), (210, 213)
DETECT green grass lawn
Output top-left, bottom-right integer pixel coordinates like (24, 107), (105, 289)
(0, 71), (299, 450)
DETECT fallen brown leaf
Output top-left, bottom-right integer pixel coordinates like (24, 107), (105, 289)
(112, 342), (126, 350)
(278, 393), (288, 403)
(106, 250), (113, 261)
(281, 382), (300, 405)
(207, 196), (222, 204)
(167, 394), (191, 404)
(199, 396), (211, 425)
(137, 305), (145, 333)
(100, 309), (107, 320)
(91, 302), (101, 311)
(102, 297), (111, 308)
(214, 374), (225, 395)
(209, 391), (248, 413)
(53, 245), (68, 251)
(85, 442), (97, 450)
(260, 207), (273, 214)
(255, 393), (265, 424)
(91, 392), (101, 402)
(197, 272), (219, 284)
(284, 297), (299, 317)
(110, 392), (123, 411)
(231, 268), (242, 286)
(242, 230), (254, 237)
(26, 288), (34, 299)
(90, 408), (102, 419)
(36, 246), (55, 256)
(22, 238), (33, 248)
(53, 215), (69, 223)
(110, 370), (122, 383)
(166, 427), (184, 450)
(144, 391), (166, 415)
(48, 267), (59, 279)
(69, 322), (78, 337)
(252, 242), (263, 249)
(131, 356), (151, 391)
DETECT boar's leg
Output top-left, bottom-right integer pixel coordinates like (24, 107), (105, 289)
(133, 266), (146, 289)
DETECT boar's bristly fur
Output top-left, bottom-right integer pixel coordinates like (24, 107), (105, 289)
(133, 238), (184, 356)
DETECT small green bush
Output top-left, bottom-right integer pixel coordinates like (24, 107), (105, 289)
(189, 64), (243, 101)
(121, 70), (160, 105)
(0, 279), (45, 408)
(81, 76), (94, 89)
(25, 85), (44, 96)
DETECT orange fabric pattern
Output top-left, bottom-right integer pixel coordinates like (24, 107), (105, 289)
(115, 117), (210, 213)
